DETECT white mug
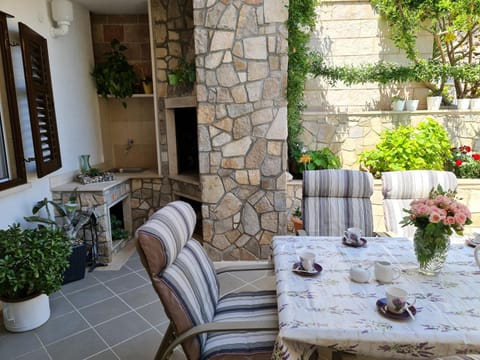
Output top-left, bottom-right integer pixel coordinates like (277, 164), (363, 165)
(375, 260), (401, 283)
(350, 265), (370, 283)
(475, 245), (480, 268)
(386, 286), (416, 314)
(300, 252), (315, 272)
(344, 227), (362, 245)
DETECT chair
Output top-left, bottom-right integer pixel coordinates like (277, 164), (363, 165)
(136, 201), (278, 360)
(302, 169), (374, 237)
(382, 170), (458, 238)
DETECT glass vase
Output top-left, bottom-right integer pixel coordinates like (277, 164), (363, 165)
(79, 154), (91, 174)
(413, 228), (450, 275)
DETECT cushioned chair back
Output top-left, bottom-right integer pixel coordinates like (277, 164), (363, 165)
(303, 169), (374, 236)
(382, 170), (458, 237)
(136, 201), (219, 360)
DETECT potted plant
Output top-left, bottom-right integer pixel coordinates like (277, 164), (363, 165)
(142, 75), (153, 94)
(426, 89), (442, 110)
(24, 194), (92, 284)
(168, 57), (196, 86)
(405, 98), (419, 111)
(291, 207), (303, 232)
(296, 147), (341, 174)
(0, 224), (71, 332)
(91, 38), (137, 108)
(391, 96), (405, 111)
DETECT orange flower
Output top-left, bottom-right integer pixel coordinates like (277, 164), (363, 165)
(299, 154), (311, 164)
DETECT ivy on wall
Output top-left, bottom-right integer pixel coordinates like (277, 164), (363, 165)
(287, 0), (320, 159)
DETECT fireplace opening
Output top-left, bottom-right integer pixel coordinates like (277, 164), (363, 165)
(174, 107), (198, 178)
(109, 198), (131, 249)
(179, 196), (203, 242)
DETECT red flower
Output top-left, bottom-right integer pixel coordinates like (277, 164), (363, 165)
(455, 159), (463, 166)
(464, 145), (472, 152)
(473, 153), (480, 161)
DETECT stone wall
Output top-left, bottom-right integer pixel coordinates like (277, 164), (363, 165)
(300, 111), (480, 169)
(305, 0), (434, 112)
(194, 0), (289, 260)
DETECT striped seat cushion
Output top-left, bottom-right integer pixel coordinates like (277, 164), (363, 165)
(382, 171), (457, 237)
(202, 290), (278, 360)
(136, 200), (196, 274)
(303, 170), (374, 236)
(156, 239), (219, 360)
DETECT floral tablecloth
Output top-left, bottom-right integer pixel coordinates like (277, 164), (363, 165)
(272, 236), (480, 359)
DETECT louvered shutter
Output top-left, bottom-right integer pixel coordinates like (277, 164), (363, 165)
(19, 23), (61, 178)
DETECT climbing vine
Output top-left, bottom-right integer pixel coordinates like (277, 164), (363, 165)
(287, 0), (320, 160)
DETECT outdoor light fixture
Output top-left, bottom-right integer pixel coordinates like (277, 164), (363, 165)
(51, 0), (73, 38)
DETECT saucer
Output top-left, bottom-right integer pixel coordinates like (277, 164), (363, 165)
(342, 236), (367, 248)
(376, 298), (416, 320)
(292, 262), (323, 277)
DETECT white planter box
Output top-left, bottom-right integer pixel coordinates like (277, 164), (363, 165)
(470, 98), (480, 110)
(457, 98), (471, 110)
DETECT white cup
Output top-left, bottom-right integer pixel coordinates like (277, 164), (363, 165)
(300, 252), (315, 272)
(375, 260), (401, 283)
(344, 227), (362, 245)
(350, 265), (370, 283)
(386, 286), (416, 314)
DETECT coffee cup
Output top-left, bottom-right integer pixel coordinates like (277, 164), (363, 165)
(350, 265), (370, 283)
(375, 260), (401, 283)
(344, 227), (362, 245)
(300, 252), (315, 272)
(386, 286), (415, 314)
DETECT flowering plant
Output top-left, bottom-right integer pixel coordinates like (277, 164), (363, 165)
(448, 145), (480, 178)
(296, 148), (341, 173)
(401, 185), (472, 237)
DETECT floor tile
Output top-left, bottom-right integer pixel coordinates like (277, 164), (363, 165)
(46, 329), (107, 360)
(50, 296), (75, 319)
(16, 347), (50, 360)
(66, 284), (115, 309)
(111, 329), (160, 360)
(104, 273), (148, 294)
(79, 297), (131, 326)
(135, 301), (168, 327)
(94, 311), (151, 347)
(86, 349), (120, 360)
(118, 283), (158, 309)
(92, 266), (133, 283)
(35, 311), (89, 345)
(0, 329), (42, 359)
(125, 255), (144, 271)
(61, 273), (100, 295)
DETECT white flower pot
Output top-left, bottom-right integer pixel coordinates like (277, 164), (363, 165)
(470, 98), (480, 110)
(456, 98), (470, 110)
(2, 294), (50, 332)
(391, 100), (405, 111)
(405, 99), (419, 111)
(427, 96), (442, 110)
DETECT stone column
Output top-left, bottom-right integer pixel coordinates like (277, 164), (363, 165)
(194, 0), (289, 260)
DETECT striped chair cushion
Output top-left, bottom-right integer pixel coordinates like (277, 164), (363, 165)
(155, 239), (219, 360)
(434, 356), (480, 360)
(382, 171), (457, 237)
(136, 200), (195, 273)
(202, 290), (278, 360)
(303, 170), (374, 237)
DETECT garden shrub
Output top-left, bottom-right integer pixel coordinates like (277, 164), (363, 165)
(359, 117), (452, 178)
(447, 145), (480, 179)
(297, 148), (341, 173)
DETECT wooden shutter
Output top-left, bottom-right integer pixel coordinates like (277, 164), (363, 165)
(19, 23), (61, 178)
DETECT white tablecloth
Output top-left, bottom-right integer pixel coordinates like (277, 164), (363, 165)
(272, 236), (480, 359)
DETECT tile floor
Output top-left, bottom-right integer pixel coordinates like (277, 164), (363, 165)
(0, 250), (276, 360)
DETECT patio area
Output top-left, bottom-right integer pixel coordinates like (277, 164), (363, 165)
(0, 250), (275, 360)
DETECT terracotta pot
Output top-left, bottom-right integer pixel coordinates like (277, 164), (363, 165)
(292, 216), (303, 231)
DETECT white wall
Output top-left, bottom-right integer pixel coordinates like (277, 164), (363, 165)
(0, 0), (103, 228)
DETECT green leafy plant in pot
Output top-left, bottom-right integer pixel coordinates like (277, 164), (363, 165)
(91, 39), (137, 108)
(0, 224), (71, 332)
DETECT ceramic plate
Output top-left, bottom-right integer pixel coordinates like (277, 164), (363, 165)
(376, 298), (416, 320)
(342, 236), (367, 248)
(292, 262), (323, 277)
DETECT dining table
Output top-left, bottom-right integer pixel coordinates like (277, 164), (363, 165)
(272, 235), (480, 359)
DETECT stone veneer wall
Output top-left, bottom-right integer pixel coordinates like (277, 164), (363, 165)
(300, 111), (480, 169)
(193, 0), (289, 260)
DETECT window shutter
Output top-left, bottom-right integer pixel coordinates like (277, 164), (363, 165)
(19, 23), (61, 178)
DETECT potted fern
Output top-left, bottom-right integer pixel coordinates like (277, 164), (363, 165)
(0, 224), (71, 332)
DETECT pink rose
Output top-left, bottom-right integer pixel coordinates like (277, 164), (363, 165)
(429, 212), (442, 223)
(455, 212), (467, 225)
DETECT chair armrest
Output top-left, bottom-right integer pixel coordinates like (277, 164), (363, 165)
(157, 320), (278, 360)
(216, 262), (273, 275)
